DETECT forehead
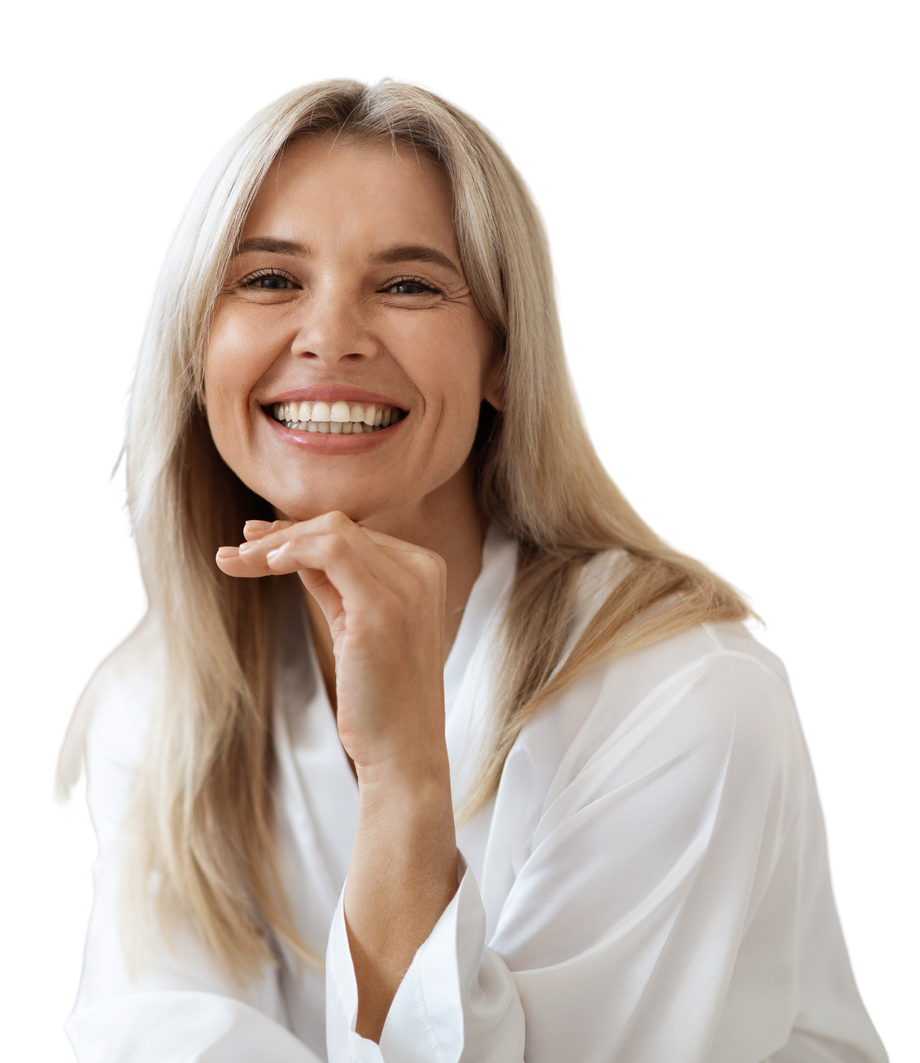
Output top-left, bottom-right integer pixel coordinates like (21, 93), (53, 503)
(241, 135), (457, 250)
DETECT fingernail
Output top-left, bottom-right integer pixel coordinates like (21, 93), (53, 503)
(238, 541), (254, 553)
(216, 546), (237, 559)
(244, 520), (271, 530)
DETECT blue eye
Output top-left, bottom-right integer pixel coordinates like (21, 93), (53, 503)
(385, 277), (439, 296)
(240, 269), (296, 290)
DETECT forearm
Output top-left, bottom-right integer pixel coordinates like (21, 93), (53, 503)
(345, 762), (459, 1042)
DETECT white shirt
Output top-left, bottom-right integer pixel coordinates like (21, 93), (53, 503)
(66, 527), (887, 1063)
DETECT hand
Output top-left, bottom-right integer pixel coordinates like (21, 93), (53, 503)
(216, 512), (449, 781)
(218, 512), (459, 1039)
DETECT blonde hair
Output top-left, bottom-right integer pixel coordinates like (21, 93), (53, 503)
(59, 79), (750, 976)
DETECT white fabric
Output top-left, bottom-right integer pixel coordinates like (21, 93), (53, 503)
(66, 527), (887, 1063)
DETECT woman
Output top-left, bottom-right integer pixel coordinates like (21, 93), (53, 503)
(59, 79), (886, 1062)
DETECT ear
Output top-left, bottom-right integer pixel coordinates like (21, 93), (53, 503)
(481, 341), (505, 412)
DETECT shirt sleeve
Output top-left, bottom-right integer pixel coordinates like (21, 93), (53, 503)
(324, 649), (885, 1063)
(325, 857), (524, 1063)
(65, 665), (324, 1063)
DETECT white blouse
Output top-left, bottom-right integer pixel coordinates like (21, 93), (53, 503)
(66, 527), (887, 1063)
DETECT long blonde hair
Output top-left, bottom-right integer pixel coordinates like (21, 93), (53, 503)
(59, 79), (750, 976)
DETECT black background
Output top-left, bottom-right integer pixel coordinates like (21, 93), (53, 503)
(46, 74), (884, 1054)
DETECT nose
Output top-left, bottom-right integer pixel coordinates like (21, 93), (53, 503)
(289, 284), (377, 367)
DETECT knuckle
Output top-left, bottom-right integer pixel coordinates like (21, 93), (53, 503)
(323, 534), (349, 562)
(324, 510), (352, 532)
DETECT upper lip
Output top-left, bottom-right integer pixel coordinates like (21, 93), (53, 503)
(261, 385), (407, 409)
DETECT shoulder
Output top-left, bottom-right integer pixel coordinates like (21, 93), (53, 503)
(570, 548), (796, 750)
(522, 571), (804, 811)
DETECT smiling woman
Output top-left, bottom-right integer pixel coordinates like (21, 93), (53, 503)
(204, 135), (500, 528)
(58, 80), (887, 1063)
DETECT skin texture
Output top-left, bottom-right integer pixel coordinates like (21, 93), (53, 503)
(210, 135), (501, 1040)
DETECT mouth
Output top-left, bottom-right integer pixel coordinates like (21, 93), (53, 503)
(268, 399), (406, 435)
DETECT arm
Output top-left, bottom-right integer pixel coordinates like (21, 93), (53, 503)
(222, 521), (884, 1063)
(219, 512), (461, 1042)
(328, 641), (884, 1063)
(345, 764), (458, 1040)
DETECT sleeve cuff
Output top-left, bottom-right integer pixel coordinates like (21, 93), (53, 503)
(326, 853), (523, 1063)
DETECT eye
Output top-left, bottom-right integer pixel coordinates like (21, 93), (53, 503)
(382, 277), (440, 296)
(239, 268), (298, 290)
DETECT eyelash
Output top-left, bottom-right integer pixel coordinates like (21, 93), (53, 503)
(234, 269), (442, 295)
(383, 275), (441, 296)
(238, 268), (298, 289)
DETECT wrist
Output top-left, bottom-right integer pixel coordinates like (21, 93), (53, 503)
(354, 740), (451, 795)
(356, 756), (453, 816)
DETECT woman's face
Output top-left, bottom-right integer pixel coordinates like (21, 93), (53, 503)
(204, 135), (500, 527)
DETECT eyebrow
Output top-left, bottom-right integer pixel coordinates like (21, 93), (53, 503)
(232, 237), (461, 277)
(233, 237), (306, 257)
(368, 245), (462, 277)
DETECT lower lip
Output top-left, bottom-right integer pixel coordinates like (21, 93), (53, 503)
(263, 408), (407, 452)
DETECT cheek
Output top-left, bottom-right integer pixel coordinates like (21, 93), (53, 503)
(202, 358), (256, 469)
(201, 359), (236, 449)
(203, 309), (271, 412)
(421, 354), (491, 467)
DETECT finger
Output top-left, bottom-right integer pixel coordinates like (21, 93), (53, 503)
(215, 546), (274, 578)
(267, 522), (442, 624)
(243, 518), (293, 541)
(234, 512), (346, 568)
(233, 521), (309, 566)
(236, 512), (440, 606)
(236, 511), (357, 561)
(242, 512), (385, 572)
(264, 536), (374, 636)
(262, 528), (383, 605)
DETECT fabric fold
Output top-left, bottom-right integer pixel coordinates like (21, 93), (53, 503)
(326, 861), (525, 1063)
(66, 531), (886, 1063)
(66, 992), (322, 1063)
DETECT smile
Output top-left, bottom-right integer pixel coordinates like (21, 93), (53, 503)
(270, 400), (405, 434)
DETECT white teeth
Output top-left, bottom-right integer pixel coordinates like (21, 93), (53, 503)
(271, 399), (402, 434)
(330, 400), (351, 423)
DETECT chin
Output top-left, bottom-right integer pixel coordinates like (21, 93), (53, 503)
(271, 489), (391, 526)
